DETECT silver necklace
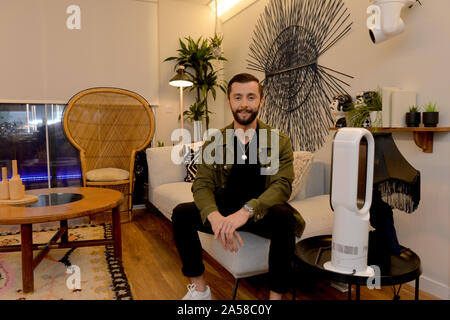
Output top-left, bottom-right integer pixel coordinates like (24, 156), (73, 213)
(237, 139), (249, 161)
(234, 129), (255, 161)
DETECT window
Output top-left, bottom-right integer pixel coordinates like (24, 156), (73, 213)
(0, 103), (82, 189)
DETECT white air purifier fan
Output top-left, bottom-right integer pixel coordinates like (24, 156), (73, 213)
(324, 128), (375, 276)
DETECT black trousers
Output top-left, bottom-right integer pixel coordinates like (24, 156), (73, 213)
(172, 202), (299, 294)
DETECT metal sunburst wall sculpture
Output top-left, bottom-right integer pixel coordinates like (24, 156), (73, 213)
(247, 0), (353, 152)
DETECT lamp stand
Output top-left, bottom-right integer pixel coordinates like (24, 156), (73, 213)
(179, 87), (184, 131)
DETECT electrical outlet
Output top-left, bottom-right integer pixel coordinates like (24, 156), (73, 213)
(165, 105), (174, 113)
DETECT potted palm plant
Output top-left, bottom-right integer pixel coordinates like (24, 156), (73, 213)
(405, 105), (421, 127)
(165, 35), (227, 130)
(180, 99), (211, 141)
(422, 102), (439, 127)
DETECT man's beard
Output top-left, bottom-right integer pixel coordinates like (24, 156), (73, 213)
(231, 106), (260, 125)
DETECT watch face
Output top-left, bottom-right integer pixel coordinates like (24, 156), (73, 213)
(244, 204), (254, 217)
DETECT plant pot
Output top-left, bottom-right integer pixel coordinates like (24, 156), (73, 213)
(422, 112), (439, 127)
(362, 115), (371, 128)
(370, 111), (382, 127)
(405, 112), (421, 127)
(193, 120), (203, 142)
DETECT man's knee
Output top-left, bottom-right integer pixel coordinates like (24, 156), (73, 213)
(172, 202), (197, 225)
(268, 203), (296, 230)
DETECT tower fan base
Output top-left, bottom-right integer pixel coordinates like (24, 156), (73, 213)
(323, 261), (375, 277)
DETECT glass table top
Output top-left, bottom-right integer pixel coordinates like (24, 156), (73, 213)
(15, 193), (84, 207)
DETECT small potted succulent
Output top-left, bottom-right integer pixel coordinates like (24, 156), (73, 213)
(422, 102), (439, 127)
(405, 105), (421, 127)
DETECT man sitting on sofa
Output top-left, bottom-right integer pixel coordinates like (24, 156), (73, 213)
(172, 73), (305, 300)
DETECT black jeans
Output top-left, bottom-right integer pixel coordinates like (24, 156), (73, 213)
(172, 202), (298, 294)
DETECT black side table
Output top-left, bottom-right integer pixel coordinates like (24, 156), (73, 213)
(294, 235), (422, 300)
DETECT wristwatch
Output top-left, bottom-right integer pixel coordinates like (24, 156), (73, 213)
(243, 203), (255, 218)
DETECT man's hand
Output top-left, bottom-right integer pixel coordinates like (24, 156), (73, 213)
(207, 209), (250, 252)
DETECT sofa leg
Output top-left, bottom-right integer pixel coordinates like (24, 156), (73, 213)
(232, 278), (240, 300)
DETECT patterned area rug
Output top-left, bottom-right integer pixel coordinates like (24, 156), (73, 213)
(0, 224), (132, 300)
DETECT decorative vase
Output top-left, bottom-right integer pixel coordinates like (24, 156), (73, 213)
(8, 160), (25, 200)
(370, 111), (382, 128)
(405, 112), (421, 127)
(381, 87), (400, 127)
(391, 90), (416, 127)
(422, 112), (439, 127)
(193, 120), (203, 142)
(0, 167), (9, 200)
(212, 45), (221, 59)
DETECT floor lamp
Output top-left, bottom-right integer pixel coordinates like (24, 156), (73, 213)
(169, 66), (193, 131)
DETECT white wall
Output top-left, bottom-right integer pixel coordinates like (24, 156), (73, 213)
(0, 0), (159, 104)
(0, 0), (225, 146)
(222, 0), (450, 299)
(156, 0), (225, 146)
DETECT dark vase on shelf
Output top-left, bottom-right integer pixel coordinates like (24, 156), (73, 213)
(405, 112), (421, 127)
(422, 112), (439, 127)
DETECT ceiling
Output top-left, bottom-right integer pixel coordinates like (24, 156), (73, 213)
(177, 0), (211, 5)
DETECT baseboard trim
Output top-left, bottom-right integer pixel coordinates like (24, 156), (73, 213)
(408, 275), (449, 300)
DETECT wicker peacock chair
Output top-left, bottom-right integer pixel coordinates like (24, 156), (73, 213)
(63, 88), (155, 222)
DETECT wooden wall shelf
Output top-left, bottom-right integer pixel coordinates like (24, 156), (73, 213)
(329, 127), (450, 153)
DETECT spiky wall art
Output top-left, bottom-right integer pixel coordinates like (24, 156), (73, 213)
(247, 0), (353, 152)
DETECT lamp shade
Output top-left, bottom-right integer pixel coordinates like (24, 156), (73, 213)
(169, 66), (193, 87)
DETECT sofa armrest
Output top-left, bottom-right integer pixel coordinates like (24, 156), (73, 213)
(146, 146), (187, 189)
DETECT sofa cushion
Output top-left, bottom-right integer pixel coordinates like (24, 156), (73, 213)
(199, 231), (270, 278)
(289, 151), (314, 201)
(184, 150), (199, 182)
(294, 160), (328, 200)
(149, 182), (194, 220)
(147, 147), (187, 189)
(183, 142), (204, 182)
(86, 168), (129, 182)
(289, 194), (333, 240)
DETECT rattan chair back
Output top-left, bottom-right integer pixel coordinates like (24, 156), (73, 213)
(63, 88), (155, 220)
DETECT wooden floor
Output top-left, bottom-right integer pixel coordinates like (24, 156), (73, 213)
(97, 208), (439, 301)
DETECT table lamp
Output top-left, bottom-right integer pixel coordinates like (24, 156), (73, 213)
(169, 66), (193, 131)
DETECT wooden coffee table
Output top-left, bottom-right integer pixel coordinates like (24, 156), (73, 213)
(0, 187), (124, 293)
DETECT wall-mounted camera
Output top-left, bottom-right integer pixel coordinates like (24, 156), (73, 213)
(367, 0), (416, 44)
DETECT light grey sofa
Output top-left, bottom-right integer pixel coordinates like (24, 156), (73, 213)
(146, 146), (333, 297)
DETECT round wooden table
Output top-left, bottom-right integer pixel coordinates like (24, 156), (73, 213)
(0, 187), (124, 294)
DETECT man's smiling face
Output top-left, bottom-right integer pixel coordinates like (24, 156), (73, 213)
(227, 81), (264, 126)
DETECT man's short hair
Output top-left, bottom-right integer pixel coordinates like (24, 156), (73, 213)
(227, 73), (263, 99)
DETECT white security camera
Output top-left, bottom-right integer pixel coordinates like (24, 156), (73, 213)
(367, 0), (415, 44)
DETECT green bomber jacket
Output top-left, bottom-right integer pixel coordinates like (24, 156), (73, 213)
(192, 119), (305, 237)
